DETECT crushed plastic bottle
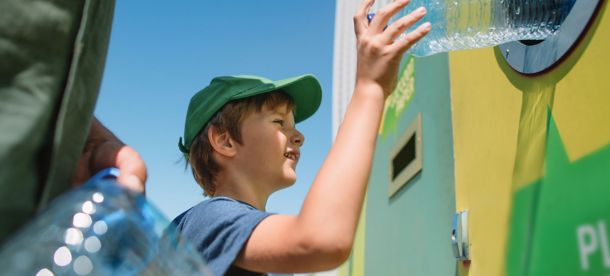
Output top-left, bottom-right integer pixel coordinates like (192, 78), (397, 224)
(389, 0), (577, 56)
(0, 168), (211, 276)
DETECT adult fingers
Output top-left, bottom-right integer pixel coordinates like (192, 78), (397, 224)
(354, 0), (376, 36)
(390, 22), (431, 54)
(115, 145), (147, 194)
(367, 0), (411, 33)
(118, 174), (145, 194)
(381, 6), (427, 44)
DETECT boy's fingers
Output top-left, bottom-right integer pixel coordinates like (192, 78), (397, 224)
(354, 0), (376, 35)
(391, 22), (431, 53)
(368, 0), (411, 33)
(382, 6), (426, 44)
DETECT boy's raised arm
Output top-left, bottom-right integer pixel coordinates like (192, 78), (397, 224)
(235, 0), (430, 272)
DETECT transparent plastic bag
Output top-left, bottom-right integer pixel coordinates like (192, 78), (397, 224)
(0, 168), (211, 276)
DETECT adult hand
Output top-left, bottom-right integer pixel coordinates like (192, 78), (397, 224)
(354, 0), (430, 97)
(73, 117), (147, 193)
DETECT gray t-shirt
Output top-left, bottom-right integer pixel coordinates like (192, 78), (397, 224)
(172, 197), (272, 276)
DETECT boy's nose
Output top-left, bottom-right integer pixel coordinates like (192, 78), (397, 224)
(291, 130), (305, 147)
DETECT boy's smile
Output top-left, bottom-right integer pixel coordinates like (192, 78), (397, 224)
(234, 103), (304, 191)
(283, 151), (299, 162)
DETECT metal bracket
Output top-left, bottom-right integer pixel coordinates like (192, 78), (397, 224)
(451, 210), (470, 261)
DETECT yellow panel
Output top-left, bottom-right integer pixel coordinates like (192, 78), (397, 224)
(449, 47), (522, 276)
(337, 197), (366, 276)
(450, 2), (609, 275)
(553, 4), (610, 161)
(351, 197), (366, 276)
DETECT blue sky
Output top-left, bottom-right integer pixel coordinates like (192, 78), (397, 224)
(96, 1), (336, 219)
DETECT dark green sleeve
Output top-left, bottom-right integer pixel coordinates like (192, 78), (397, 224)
(0, 0), (115, 244)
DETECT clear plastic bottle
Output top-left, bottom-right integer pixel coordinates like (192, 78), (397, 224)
(392, 0), (577, 56)
(0, 168), (211, 276)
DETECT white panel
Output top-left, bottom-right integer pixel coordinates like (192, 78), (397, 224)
(332, 0), (394, 139)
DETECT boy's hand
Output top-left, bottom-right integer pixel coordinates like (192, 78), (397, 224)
(354, 0), (430, 98)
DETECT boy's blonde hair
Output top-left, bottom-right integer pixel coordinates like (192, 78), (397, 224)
(188, 91), (295, 196)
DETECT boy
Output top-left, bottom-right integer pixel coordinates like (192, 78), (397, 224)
(173, 0), (431, 274)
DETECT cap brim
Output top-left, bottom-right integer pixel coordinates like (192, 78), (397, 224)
(271, 74), (322, 123)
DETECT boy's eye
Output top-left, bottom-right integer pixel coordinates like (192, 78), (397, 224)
(273, 119), (284, 126)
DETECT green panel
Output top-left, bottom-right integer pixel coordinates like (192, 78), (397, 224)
(364, 53), (456, 275)
(529, 117), (610, 275)
(507, 115), (610, 275)
(507, 180), (541, 276)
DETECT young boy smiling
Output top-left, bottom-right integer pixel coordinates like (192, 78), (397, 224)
(173, 0), (431, 275)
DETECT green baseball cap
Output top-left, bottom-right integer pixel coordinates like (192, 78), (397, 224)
(178, 74), (322, 154)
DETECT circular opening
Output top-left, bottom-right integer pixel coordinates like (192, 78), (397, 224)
(519, 39), (544, 46)
(499, 0), (601, 74)
(510, 0), (577, 48)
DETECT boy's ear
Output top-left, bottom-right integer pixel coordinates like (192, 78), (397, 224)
(208, 126), (237, 157)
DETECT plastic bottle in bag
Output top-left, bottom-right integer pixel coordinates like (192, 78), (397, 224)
(387, 0), (577, 56)
(0, 168), (211, 276)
